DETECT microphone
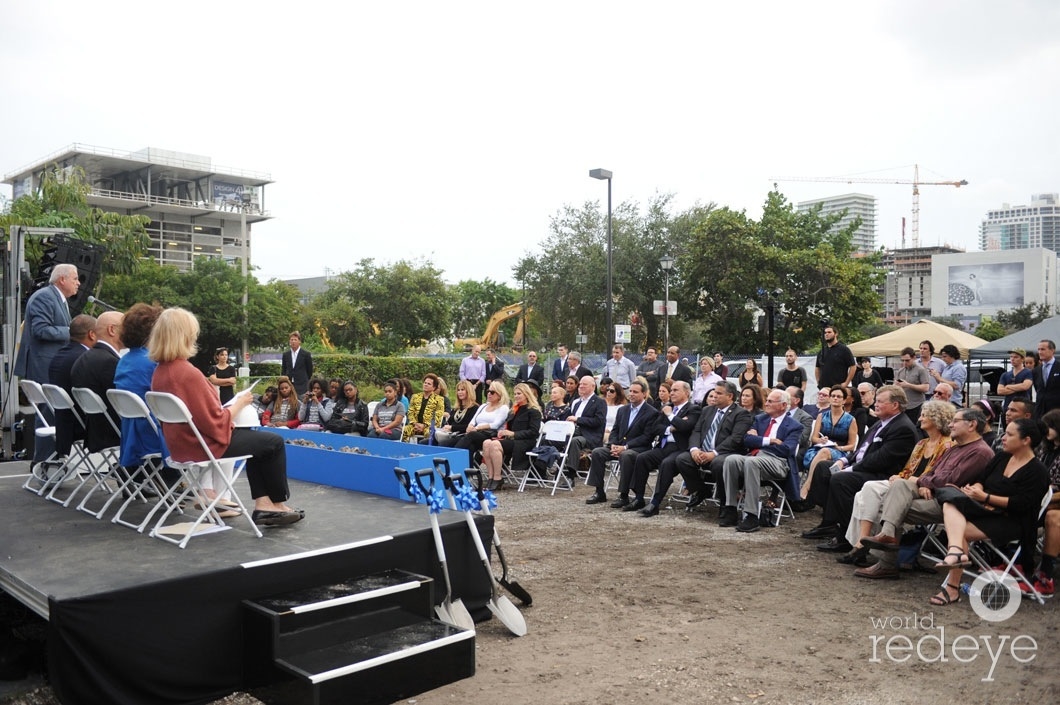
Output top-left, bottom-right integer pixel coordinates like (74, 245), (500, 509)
(87, 295), (118, 312)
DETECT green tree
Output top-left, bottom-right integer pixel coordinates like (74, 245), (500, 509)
(448, 278), (519, 339)
(677, 191), (882, 353)
(313, 259), (450, 355)
(994, 302), (1053, 333)
(0, 165), (150, 279)
(974, 317), (1007, 342)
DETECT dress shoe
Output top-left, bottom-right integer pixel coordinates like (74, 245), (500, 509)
(789, 498), (814, 513)
(861, 533), (900, 552)
(718, 506), (739, 527)
(640, 503), (660, 518)
(686, 489), (710, 509)
(252, 509), (304, 526)
(610, 496), (630, 509)
(836, 545), (872, 566)
(623, 498), (647, 512)
(854, 562), (900, 580)
(816, 537), (853, 553)
(585, 492), (607, 505)
(801, 524), (837, 540)
(736, 513), (760, 533)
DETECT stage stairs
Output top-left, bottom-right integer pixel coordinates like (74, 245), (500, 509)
(243, 569), (475, 705)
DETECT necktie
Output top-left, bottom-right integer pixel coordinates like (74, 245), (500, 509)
(703, 409), (724, 451)
(628, 404), (639, 430)
(751, 418), (777, 456)
(666, 363), (674, 381)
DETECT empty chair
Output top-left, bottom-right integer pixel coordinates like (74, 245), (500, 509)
(521, 420), (577, 495)
(40, 383), (103, 506)
(18, 380), (60, 494)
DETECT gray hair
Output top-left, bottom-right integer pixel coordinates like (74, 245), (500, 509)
(49, 263), (77, 284)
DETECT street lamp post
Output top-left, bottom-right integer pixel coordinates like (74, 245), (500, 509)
(659, 255), (674, 352)
(589, 168), (613, 348)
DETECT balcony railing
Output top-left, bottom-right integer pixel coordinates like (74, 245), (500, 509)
(90, 188), (270, 217)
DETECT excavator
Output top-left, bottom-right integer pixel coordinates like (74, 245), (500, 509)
(454, 302), (530, 351)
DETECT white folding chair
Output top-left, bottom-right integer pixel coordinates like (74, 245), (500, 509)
(145, 391), (262, 548)
(40, 384), (105, 507)
(18, 380), (61, 493)
(69, 387), (123, 517)
(521, 421), (576, 495)
(106, 389), (183, 532)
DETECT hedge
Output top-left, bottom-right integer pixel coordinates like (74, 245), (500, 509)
(249, 355), (461, 388)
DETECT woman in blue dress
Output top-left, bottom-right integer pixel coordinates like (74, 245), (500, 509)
(800, 385), (859, 500)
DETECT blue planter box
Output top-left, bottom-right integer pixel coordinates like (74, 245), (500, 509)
(256, 428), (470, 501)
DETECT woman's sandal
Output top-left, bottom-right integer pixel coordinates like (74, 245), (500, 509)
(929, 582), (962, 606)
(934, 546), (972, 572)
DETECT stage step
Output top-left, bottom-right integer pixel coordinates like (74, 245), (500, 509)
(244, 569), (475, 705)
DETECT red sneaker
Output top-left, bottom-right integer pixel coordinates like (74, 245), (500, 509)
(1033, 572), (1055, 598)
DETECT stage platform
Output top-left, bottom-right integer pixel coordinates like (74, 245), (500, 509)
(0, 461), (491, 705)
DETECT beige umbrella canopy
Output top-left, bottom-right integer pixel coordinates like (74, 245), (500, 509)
(848, 319), (988, 358)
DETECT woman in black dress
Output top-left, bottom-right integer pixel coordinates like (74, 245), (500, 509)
(930, 418), (1049, 606)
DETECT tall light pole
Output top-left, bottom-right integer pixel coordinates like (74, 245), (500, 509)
(659, 255), (674, 352)
(589, 168), (613, 348)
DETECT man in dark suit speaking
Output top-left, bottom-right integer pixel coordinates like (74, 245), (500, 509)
(282, 331), (313, 396)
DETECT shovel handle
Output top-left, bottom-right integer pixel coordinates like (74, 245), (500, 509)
(467, 468), (485, 498)
(414, 467), (436, 495)
(394, 468), (414, 497)
(433, 457), (454, 491)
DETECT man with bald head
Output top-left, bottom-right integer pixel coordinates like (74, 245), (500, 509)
(71, 310), (125, 453)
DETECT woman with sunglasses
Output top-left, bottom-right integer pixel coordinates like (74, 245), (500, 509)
(455, 381), (510, 469)
(481, 383), (543, 490)
(603, 379), (628, 445)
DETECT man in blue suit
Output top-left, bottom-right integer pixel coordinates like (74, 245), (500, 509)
(585, 380), (660, 506)
(15, 263), (79, 384)
(551, 344), (569, 382)
(720, 388), (803, 532)
(15, 263), (80, 462)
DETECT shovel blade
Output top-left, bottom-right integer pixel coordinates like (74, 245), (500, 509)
(488, 596), (528, 636)
(448, 598), (476, 632)
(499, 577), (533, 606)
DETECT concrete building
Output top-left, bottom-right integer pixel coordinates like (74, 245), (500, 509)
(979, 194), (1060, 252)
(3, 144), (272, 272)
(879, 245), (964, 325)
(797, 193), (877, 255)
(931, 248), (1059, 320)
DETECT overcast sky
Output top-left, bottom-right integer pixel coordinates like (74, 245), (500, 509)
(2, 1), (1058, 286)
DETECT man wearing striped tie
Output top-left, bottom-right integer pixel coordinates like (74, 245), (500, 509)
(675, 381), (753, 514)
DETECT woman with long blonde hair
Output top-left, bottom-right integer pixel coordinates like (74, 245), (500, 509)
(481, 383), (543, 490)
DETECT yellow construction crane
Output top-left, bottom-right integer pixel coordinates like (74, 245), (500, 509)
(772, 164), (968, 248)
(453, 302), (530, 352)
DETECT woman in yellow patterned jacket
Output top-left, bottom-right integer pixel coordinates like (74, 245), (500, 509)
(402, 373), (447, 443)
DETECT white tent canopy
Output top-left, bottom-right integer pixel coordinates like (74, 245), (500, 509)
(848, 319), (988, 358)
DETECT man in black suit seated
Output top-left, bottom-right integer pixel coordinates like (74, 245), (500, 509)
(677, 381), (753, 514)
(514, 350), (545, 389)
(661, 346), (694, 385)
(585, 380), (659, 506)
(802, 385), (918, 552)
(562, 375), (607, 478)
(720, 388), (804, 533)
(565, 350), (594, 380)
(632, 380), (701, 516)
(47, 314), (97, 457)
(70, 311), (125, 454)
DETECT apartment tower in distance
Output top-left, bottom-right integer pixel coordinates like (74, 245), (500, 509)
(979, 193), (1060, 252)
(796, 193), (877, 255)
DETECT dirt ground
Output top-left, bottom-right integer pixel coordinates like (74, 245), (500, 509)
(4, 479), (1059, 705)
